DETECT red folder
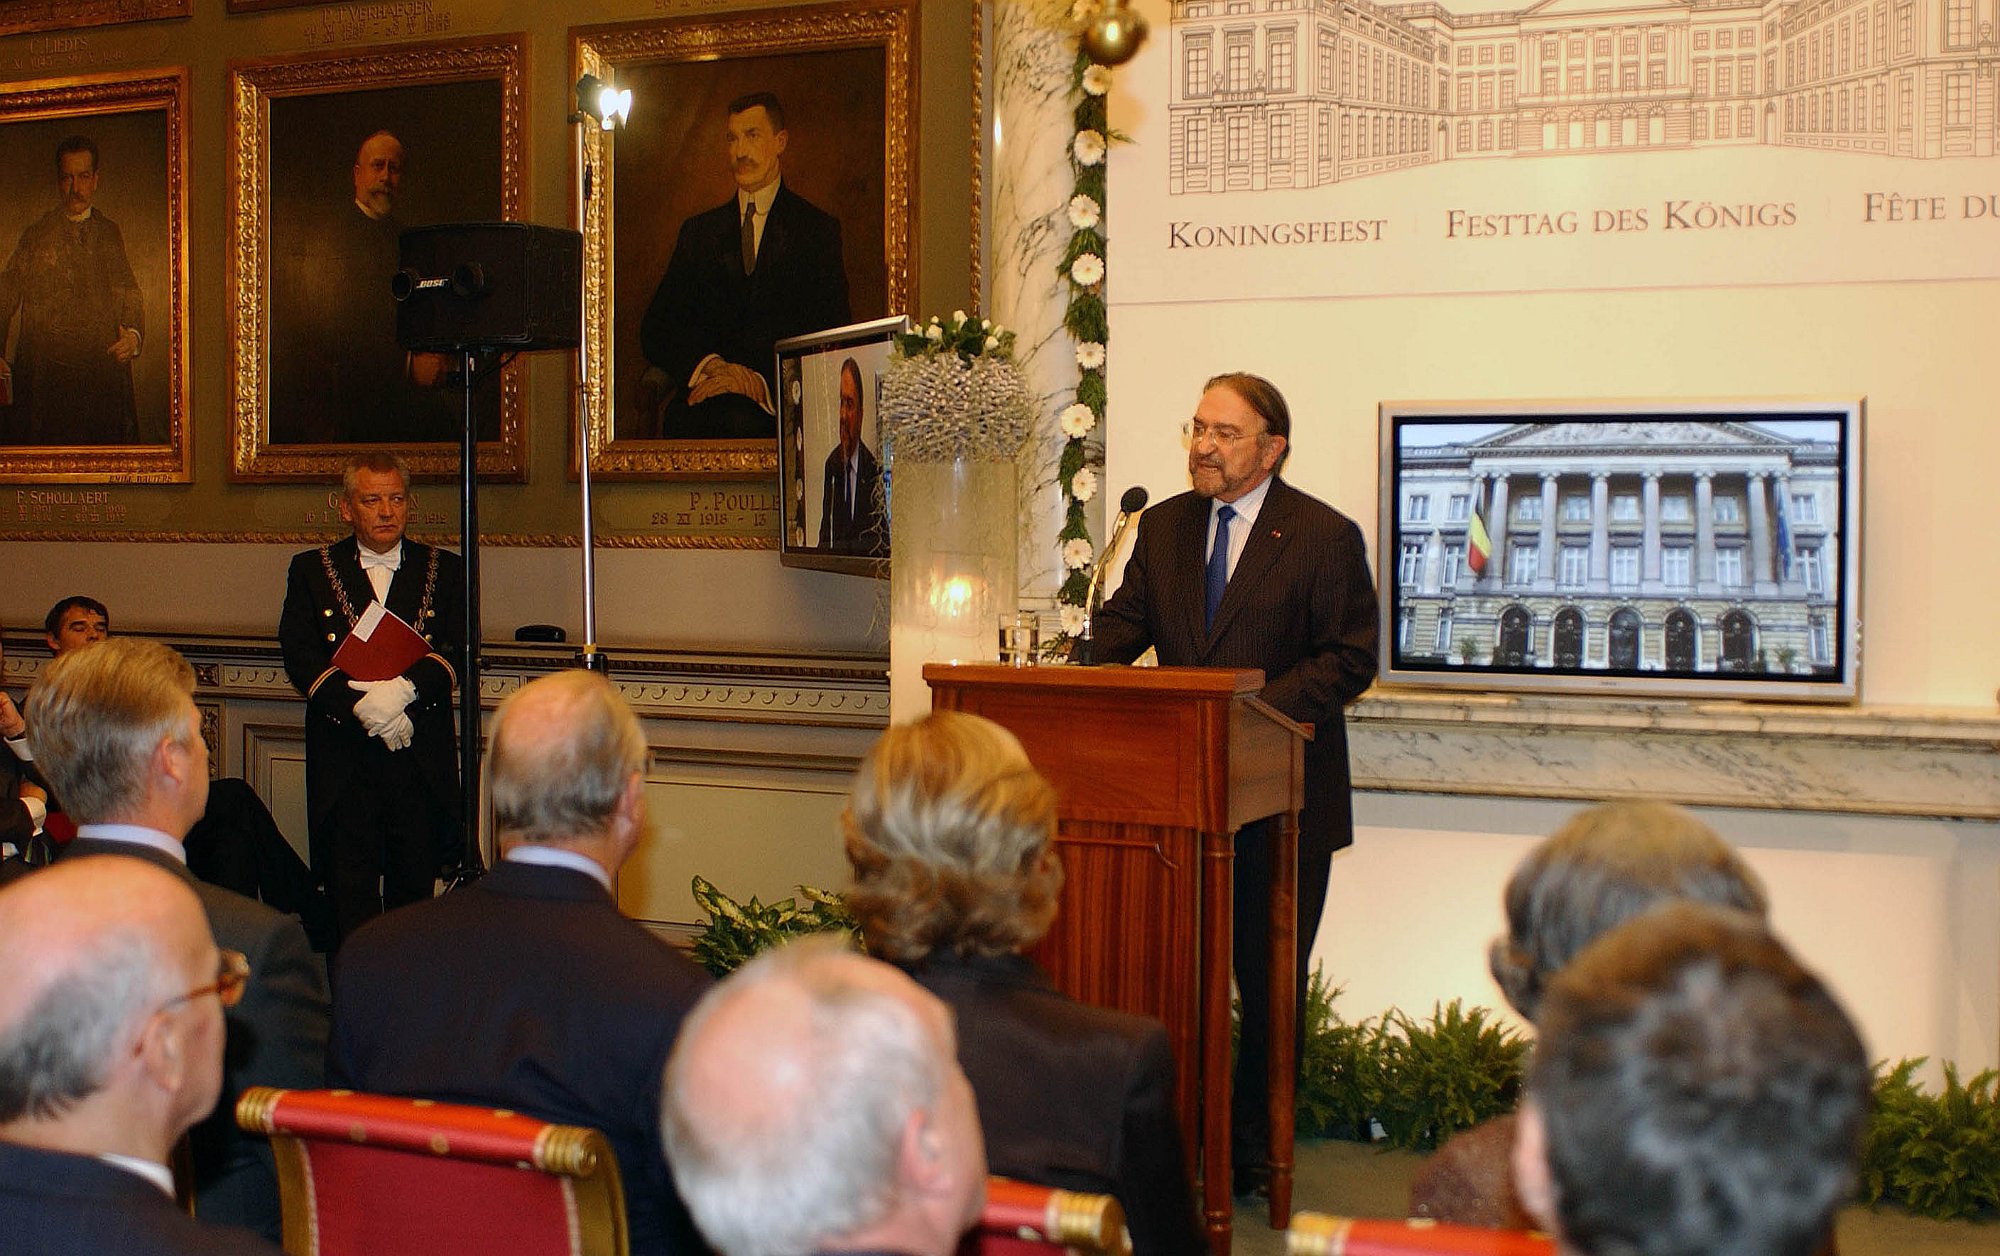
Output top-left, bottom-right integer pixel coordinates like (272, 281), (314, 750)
(330, 602), (432, 682)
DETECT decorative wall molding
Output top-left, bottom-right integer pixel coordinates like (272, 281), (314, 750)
(1350, 689), (2000, 822)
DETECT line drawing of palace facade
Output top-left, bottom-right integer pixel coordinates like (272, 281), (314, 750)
(1392, 421), (1843, 675)
(1168, 0), (2000, 191)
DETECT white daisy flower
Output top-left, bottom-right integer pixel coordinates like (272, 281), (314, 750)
(1062, 537), (1095, 570)
(1059, 403), (1096, 439)
(1070, 467), (1099, 502)
(1069, 253), (1105, 286)
(1075, 341), (1106, 370)
(1068, 194), (1102, 230)
(1072, 130), (1107, 166)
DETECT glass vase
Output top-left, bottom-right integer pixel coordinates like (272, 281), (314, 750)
(888, 452), (1020, 721)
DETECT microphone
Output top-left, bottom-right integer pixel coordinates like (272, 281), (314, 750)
(1077, 485), (1149, 665)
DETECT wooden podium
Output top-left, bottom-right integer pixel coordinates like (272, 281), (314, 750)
(925, 663), (1311, 1254)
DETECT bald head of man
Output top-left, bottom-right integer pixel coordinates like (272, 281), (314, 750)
(485, 668), (649, 876)
(661, 937), (986, 1256)
(0, 858), (229, 1163)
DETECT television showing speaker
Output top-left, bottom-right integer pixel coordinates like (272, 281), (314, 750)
(774, 315), (906, 577)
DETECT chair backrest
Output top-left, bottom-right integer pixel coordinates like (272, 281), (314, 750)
(235, 1086), (628, 1256)
(962, 1176), (1130, 1256)
(1288, 1213), (1553, 1256)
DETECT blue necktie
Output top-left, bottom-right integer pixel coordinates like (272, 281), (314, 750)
(1204, 504), (1235, 631)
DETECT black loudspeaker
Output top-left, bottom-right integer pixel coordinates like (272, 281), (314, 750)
(394, 221), (582, 352)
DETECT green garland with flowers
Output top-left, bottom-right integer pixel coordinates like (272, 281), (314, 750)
(1052, 52), (1114, 639)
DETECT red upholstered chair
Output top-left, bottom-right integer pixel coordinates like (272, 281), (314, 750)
(234, 1087), (628, 1256)
(961, 1176), (1130, 1256)
(1288, 1213), (1554, 1256)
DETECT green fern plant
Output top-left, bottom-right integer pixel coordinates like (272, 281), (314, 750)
(687, 876), (856, 977)
(1860, 1057), (2000, 1221)
(1294, 970), (1386, 1142)
(1372, 1000), (1529, 1152)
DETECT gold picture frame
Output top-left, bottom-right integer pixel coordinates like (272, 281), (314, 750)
(226, 33), (528, 483)
(0, 0), (188, 39)
(0, 67), (190, 484)
(572, 0), (917, 480)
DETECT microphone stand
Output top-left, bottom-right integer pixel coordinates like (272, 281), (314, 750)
(1076, 505), (1141, 666)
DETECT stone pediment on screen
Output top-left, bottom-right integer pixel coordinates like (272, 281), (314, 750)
(1112, 0), (2000, 302)
(1475, 420), (1794, 451)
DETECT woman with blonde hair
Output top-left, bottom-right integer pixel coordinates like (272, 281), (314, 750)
(843, 711), (1204, 1256)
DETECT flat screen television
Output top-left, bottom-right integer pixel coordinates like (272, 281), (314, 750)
(1377, 398), (1863, 703)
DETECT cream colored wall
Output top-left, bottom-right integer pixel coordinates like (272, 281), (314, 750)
(1102, 279), (2000, 1075)
(1105, 279), (2000, 708)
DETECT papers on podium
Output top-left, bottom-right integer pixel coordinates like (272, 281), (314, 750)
(330, 602), (431, 682)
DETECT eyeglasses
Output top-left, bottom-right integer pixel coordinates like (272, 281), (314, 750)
(161, 949), (250, 1012)
(1180, 420), (1264, 450)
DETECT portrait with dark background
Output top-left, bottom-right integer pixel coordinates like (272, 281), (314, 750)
(0, 107), (171, 448)
(610, 46), (887, 442)
(266, 78), (503, 447)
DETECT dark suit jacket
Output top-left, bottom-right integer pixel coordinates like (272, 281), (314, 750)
(0, 1140), (280, 1256)
(278, 536), (465, 875)
(55, 836), (329, 1241)
(819, 440), (886, 554)
(328, 858), (715, 1256)
(905, 952), (1205, 1256)
(1091, 477), (1378, 859)
(639, 181), (850, 438)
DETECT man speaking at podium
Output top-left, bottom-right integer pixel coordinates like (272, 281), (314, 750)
(280, 452), (464, 946)
(1089, 372), (1377, 1196)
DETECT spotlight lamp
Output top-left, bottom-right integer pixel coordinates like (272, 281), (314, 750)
(1080, 0), (1149, 67)
(575, 74), (633, 131)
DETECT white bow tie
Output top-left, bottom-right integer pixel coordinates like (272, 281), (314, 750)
(358, 551), (399, 571)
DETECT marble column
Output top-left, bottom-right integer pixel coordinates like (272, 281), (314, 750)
(1694, 471), (1715, 588)
(1642, 471), (1662, 584)
(1488, 475), (1512, 588)
(989, 0), (1094, 611)
(1589, 472), (1610, 583)
(1748, 471), (1775, 591)
(1537, 474), (1558, 590)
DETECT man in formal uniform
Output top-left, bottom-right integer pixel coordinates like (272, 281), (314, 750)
(1090, 372), (1378, 1195)
(818, 356), (884, 554)
(637, 92), (850, 440)
(279, 452), (463, 944)
(0, 858), (280, 1255)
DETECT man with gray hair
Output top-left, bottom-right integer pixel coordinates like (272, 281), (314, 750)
(0, 857), (279, 1253)
(331, 668), (712, 1256)
(662, 937), (988, 1256)
(33, 637), (327, 1242)
(1512, 902), (1871, 1256)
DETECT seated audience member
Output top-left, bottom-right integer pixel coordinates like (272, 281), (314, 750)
(0, 629), (50, 877)
(0, 858), (281, 1255)
(39, 594), (332, 945)
(1513, 902), (1870, 1256)
(330, 669), (713, 1256)
(661, 937), (987, 1256)
(29, 637), (328, 1242)
(843, 711), (1204, 1256)
(1411, 800), (1768, 1229)
(44, 594), (109, 654)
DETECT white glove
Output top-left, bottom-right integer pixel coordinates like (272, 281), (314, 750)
(376, 712), (414, 752)
(349, 676), (417, 735)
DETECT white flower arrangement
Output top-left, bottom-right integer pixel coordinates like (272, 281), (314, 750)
(1068, 194), (1102, 231)
(1069, 253), (1105, 286)
(1062, 537), (1095, 570)
(1075, 341), (1106, 371)
(1072, 130), (1106, 166)
(1059, 603), (1087, 635)
(1071, 467), (1099, 503)
(1082, 65), (1113, 97)
(1059, 403), (1096, 439)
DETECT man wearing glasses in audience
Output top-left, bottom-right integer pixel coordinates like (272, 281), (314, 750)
(0, 858), (279, 1254)
(1089, 372), (1378, 1198)
(28, 638), (327, 1243)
